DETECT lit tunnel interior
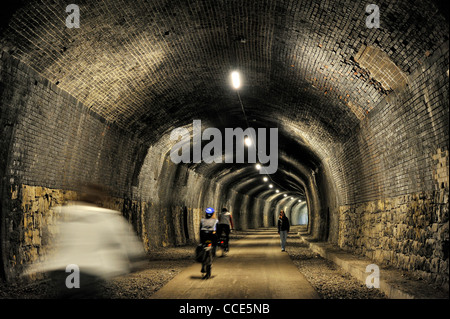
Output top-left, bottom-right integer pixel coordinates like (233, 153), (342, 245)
(0, 0), (448, 288)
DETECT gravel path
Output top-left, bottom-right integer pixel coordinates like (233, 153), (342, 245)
(101, 245), (198, 299)
(1, 230), (386, 299)
(284, 233), (387, 299)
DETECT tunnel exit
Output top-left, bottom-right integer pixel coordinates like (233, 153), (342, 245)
(292, 202), (309, 226)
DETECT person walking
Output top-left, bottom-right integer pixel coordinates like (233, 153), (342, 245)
(277, 210), (290, 252)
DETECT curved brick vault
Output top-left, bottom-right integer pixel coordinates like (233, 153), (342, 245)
(0, 0), (448, 288)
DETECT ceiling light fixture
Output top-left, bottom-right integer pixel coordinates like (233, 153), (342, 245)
(231, 71), (241, 89)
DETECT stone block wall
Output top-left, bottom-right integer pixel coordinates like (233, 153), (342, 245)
(339, 190), (448, 285)
(330, 41), (449, 287)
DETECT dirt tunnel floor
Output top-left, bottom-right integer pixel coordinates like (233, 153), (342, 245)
(0, 229), (386, 299)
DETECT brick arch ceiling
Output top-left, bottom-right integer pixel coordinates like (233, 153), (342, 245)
(1, 0), (448, 195)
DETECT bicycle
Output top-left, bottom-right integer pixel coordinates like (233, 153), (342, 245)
(217, 233), (229, 257)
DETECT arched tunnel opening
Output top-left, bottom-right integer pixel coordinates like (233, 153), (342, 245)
(0, 0), (448, 300)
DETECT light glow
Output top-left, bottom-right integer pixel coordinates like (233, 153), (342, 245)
(231, 71), (241, 89)
(263, 177), (268, 182)
(256, 164), (261, 170)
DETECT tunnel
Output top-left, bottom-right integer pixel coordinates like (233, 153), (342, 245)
(0, 0), (448, 297)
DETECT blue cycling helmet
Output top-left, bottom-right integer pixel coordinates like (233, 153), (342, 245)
(205, 207), (215, 216)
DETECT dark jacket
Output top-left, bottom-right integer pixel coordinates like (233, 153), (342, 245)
(278, 216), (290, 232)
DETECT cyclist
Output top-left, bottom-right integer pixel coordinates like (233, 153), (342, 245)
(217, 208), (234, 252)
(199, 207), (218, 278)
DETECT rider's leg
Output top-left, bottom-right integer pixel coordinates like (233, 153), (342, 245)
(206, 265), (211, 279)
(224, 225), (230, 251)
(203, 249), (212, 279)
(216, 225), (222, 242)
